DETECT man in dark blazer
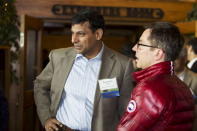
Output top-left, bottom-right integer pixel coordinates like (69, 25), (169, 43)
(34, 9), (134, 131)
(187, 38), (197, 73)
(175, 47), (197, 92)
(175, 47), (197, 131)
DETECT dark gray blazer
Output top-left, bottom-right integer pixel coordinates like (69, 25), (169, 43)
(34, 46), (134, 131)
(183, 69), (197, 95)
(183, 69), (197, 131)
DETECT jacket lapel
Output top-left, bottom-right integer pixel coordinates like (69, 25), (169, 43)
(59, 49), (76, 91)
(53, 48), (76, 114)
(92, 46), (116, 116)
(99, 47), (115, 79)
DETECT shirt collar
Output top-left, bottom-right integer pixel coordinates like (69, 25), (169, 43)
(187, 57), (197, 69)
(75, 43), (104, 61)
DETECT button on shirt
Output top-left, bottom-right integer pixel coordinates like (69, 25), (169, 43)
(56, 46), (103, 131)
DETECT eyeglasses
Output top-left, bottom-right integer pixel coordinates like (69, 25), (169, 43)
(136, 42), (158, 49)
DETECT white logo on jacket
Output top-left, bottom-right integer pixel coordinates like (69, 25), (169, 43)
(127, 100), (136, 113)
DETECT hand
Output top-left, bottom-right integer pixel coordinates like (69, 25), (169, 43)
(44, 118), (63, 131)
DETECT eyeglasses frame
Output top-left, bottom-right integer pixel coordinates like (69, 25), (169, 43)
(136, 42), (158, 49)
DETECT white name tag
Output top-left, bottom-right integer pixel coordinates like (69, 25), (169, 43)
(98, 78), (118, 91)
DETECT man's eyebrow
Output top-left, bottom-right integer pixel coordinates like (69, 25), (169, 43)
(71, 30), (85, 33)
(76, 31), (86, 34)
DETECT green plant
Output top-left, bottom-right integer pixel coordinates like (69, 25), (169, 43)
(0, 0), (20, 84)
(0, 0), (20, 46)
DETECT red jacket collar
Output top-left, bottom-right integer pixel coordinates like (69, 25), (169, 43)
(133, 61), (174, 82)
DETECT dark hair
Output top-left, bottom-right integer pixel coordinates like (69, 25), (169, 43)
(71, 9), (105, 32)
(146, 22), (184, 61)
(187, 37), (197, 54)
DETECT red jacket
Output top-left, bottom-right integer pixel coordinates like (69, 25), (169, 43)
(117, 61), (194, 131)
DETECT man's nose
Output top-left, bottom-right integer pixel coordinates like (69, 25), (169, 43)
(72, 34), (79, 43)
(132, 44), (137, 51)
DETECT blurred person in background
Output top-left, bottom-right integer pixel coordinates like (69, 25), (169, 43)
(175, 46), (197, 131)
(175, 47), (197, 94)
(187, 37), (197, 73)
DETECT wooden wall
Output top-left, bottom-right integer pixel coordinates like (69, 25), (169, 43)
(176, 21), (197, 36)
(15, 0), (194, 23)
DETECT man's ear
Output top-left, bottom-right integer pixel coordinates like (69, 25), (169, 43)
(95, 29), (103, 40)
(154, 49), (165, 61)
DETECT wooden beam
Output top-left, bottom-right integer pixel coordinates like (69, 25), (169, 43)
(176, 21), (197, 37)
(120, 0), (196, 1)
(15, 0), (194, 23)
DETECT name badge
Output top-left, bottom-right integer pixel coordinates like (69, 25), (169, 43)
(98, 78), (120, 98)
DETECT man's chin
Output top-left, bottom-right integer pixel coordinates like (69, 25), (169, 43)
(136, 63), (143, 70)
(135, 61), (139, 68)
(74, 48), (82, 53)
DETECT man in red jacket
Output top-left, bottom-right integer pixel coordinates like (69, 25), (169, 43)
(117, 22), (195, 131)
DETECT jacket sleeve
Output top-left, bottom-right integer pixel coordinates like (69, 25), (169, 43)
(117, 84), (165, 131)
(34, 51), (54, 126)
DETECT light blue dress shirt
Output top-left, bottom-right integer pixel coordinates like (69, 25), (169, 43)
(56, 46), (104, 131)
